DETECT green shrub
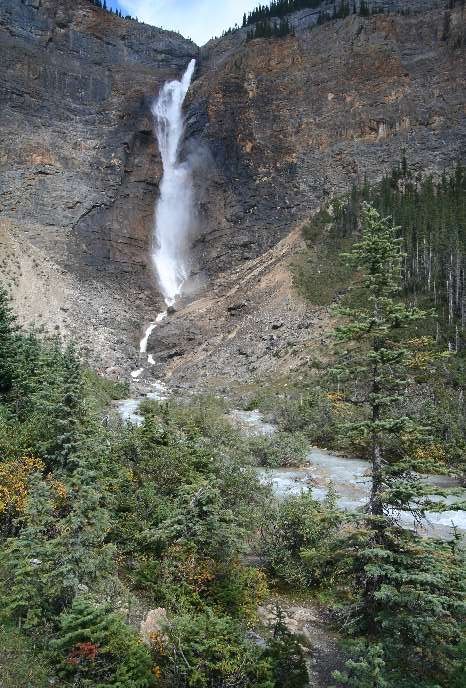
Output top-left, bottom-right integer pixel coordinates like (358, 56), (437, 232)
(52, 597), (154, 688)
(264, 607), (309, 688)
(83, 369), (129, 413)
(155, 609), (274, 688)
(273, 387), (337, 447)
(139, 395), (233, 444)
(331, 642), (388, 688)
(0, 624), (52, 688)
(262, 492), (342, 587)
(208, 562), (269, 620)
(246, 431), (308, 467)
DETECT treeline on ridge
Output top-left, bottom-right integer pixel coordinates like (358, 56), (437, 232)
(241, 0), (414, 41)
(87, 0), (136, 21)
(297, 161), (466, 351)
(243, 0), (397, 30)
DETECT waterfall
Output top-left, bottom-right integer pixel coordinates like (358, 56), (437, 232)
(140, 311), (167, 355)
(131, 60), (195, 380)
(151, 59), (196, 307)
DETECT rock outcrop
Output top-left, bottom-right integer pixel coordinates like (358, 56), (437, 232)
(0, 0), (196, 367)
(192, 0), (465, 275)
(1, 0), (197, 272)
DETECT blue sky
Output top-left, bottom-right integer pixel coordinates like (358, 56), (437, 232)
(109, 0), (261, 45)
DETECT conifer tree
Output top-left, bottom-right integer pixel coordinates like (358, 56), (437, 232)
(265, 607), (309, 688)
(57, 451), (118, 599)
(0, 477), (72, 628)
(27, 339), (83, 468)
(53, 597), (154, 688)
(0, 285), (18, 398)
(332, 204), (466, 686)
(359, 0), (370, 16)
(332, 642), (387, 688)
(333, 203), (435, 520)
(55, 342), (83, 466)
(0, 451), (117, 629)
(8, 330), (42, 419)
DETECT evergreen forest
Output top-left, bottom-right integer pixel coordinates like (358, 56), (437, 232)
(297, 162), (466, 351)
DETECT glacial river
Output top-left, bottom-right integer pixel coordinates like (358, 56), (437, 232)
(233, 410), (466, 541)
(116, 399), (465, 541)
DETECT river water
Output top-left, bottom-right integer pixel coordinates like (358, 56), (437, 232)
(115, 399), (465, 540)
(234, 410), (466, 540)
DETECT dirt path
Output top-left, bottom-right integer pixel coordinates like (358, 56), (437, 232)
(258, 594), (343, 687)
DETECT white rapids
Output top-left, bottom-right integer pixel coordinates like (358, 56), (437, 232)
(140, 311), (167, 356)
(117, 381), (169, 427)
(230, 412), (466, 541)
(131, 311), (167, 379)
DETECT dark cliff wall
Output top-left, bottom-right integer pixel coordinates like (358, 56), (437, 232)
(193, 1), (465, 275)
(0, 0), (197, 289)
(2, 0), (464, 286)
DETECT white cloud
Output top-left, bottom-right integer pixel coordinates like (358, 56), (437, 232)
(117, 0), (259, 45)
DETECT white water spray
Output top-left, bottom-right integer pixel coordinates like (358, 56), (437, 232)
(130, 61), (195, 380)
(151, 59), (196, 306)
(140, 311), (167, 356)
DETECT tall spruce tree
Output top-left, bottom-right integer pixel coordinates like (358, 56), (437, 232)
(0, 477), (73, 628)
(333, 203), (436, 520)
(332, 204), (465, 687)
(0, 285), (18, 398)
(57, 451), (117, 598)
(54, 342), (83, 466)
(27, 339), (83, 468)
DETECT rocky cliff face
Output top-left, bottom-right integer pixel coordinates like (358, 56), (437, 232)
(0, 0), (196, 367)
(191, 0), (465, 276)
(0, 0), (464, 377)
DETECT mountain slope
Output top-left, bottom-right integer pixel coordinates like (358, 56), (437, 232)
(0, 0), (464, 377)
(191, 1), (465, 276)
(0, 0), (196, 369)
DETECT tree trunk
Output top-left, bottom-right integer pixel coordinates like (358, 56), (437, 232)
(370, 441), (384, 517)
(370, 338), (384, 518)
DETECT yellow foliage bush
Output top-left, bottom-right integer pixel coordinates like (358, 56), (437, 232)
(413, 443), (447, 465)
(47, 477), (68, 506)
(407, 351), (436, 370)
(149, 632), (167, 657)
(166, 544), (216, 593)
(0, 456), (44, 515)
(326, 391), (352, 416)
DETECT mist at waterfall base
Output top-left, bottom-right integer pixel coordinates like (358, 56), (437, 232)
(151, 58), (196, 307)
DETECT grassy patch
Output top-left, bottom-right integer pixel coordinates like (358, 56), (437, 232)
(0, 625), (52, 688)
(292, 229), (354, 306)
(83, 369), (129, 412)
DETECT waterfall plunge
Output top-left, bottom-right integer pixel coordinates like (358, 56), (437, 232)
(151, 59), (196, 307)
(131, 61), (195, 379)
